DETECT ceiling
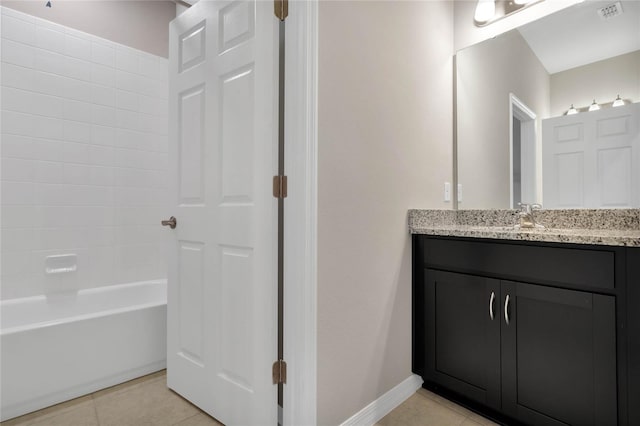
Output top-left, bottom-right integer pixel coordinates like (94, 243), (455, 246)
(517, 0), (640, 74)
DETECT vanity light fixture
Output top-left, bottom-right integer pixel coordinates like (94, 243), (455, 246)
(612, 95), (625, 107)
(567, 104), (578, 115)
(588, 99), (601, 112)
(474, 0), (544, 27)
(474, 0), (496, 24)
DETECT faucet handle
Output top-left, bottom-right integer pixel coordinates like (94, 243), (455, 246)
(517, 202), (531, 214)
(518, 203), (542, 213)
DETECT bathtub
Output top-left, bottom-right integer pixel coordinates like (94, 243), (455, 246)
(0, 280), (167, 421)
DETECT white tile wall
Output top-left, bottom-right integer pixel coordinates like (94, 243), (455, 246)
(1, 7), (169, 300)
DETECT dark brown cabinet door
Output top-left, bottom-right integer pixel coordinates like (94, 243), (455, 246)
(425, 270), (501, 411)
(501, 281), (617, 426)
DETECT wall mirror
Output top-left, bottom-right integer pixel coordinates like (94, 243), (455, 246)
(456, 0), (640, 209)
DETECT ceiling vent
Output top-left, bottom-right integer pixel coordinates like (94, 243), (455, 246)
(597, 2), (624, 20)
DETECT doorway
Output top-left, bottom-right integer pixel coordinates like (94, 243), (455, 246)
(509, 93), (537, 208)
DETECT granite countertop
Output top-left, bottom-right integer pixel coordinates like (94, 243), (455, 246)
(408, 209), (640, 247)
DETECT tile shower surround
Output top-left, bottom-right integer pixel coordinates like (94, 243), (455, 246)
(1, 7), (169, 300)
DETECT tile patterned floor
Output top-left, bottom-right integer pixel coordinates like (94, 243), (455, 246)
(1, 371), (498, 426)
(375, 388), (499, 426)
(0, 371), (222, 426)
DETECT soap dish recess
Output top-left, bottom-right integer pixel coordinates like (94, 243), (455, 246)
(45, 254), (77, 274)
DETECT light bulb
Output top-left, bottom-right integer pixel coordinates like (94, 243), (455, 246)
(474, 0), (496, 23)
(588, 100), (600, 112)
(612, 95), (625, 107)
(567, 104), (578, 115)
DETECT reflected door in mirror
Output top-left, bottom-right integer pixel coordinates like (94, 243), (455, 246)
(542, 102), (639, 208)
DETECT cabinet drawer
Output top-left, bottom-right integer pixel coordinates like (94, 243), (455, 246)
(421, 237), (614, 290)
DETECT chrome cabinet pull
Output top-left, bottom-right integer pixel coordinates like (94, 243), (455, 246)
(161, 216), (177, 229)
(504, 294), (511, 325)
(489, 291), (495, 320)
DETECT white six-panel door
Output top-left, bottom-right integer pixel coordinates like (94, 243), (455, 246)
(542, 102), (639, 208)
(167, 1), (278, 424)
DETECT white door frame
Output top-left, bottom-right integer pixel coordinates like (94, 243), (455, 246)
(509, 93), (537, 208)
(283, 1), (318, 425)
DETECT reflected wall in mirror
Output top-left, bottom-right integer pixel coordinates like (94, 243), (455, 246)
(456, 0), (640, 209)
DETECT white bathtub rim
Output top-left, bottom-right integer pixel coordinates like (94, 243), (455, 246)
(0, 279), (167, 336)
(1, 300), (166, 336)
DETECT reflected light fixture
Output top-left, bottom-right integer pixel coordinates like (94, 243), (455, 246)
(474, 0), (544, 27)
(612, 95), (625, 107)
(474, 0), (496, 24)
(567, 104), (578, 115)
(588, 99), (601, 112)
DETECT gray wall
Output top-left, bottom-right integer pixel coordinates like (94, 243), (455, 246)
(318, 1), (454, 424)
(0, 0), (175, 57)
(550, 50), (640, 117)
(456, 30), (549, 209)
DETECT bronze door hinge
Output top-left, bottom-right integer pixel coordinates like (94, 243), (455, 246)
(273, 175), (288, 199)
(274, 0), (288, 21)
(272, 359), (287, 384)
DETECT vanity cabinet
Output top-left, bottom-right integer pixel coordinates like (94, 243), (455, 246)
(412, 236), (635, 426)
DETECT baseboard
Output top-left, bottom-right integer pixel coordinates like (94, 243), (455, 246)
(340, 374), (423, 426)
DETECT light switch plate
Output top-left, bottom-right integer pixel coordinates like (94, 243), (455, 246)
(444, 182), (451, 202)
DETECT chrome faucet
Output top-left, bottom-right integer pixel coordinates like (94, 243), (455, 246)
(516, 203), (543, 229)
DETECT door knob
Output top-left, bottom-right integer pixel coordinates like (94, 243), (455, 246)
(161, 216), (177, 229)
